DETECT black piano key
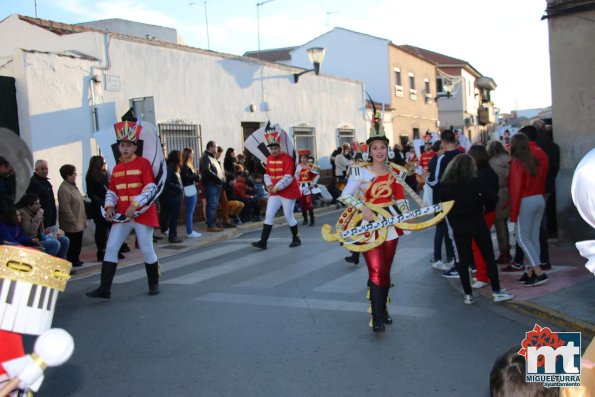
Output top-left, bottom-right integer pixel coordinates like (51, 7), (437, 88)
(6, 280), (15, 304)
(27, 284), (38, 307)
(37, 286), (47, 309)
(46, 288), (55, 311)
(0, 278), (4, 296)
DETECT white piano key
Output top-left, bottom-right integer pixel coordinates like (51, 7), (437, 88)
(13, 283), (41, 335)
(43, 290), (58, 332)
(0, 278), (9, 321)
(35, 286), (52, 335)
(2, 281), (32, 333)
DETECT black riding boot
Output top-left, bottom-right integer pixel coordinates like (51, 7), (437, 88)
(86, 261), (117, 299)
(345, 251), (360, 265)
(381, 286), (393, 325)
(252, 224), (273, 249)
(308, 209), (315, 226)
(302, 211), (308, 226)
(145, 262), (160, 296)
(369, 282), (386, 333)
(289, 224), (301, 247)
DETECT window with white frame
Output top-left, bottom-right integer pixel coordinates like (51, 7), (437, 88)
(394, 67), (403, 97)
(293, 125), (317, 159)
(424, 79), (431, 97)
(408, 72), (417, 100)
(436, 77), (444, 93)
(338, 127), (356, 147)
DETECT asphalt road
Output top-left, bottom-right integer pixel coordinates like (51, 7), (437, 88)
(34, 212), (554, 397)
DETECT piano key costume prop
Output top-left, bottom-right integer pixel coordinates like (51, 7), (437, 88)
(321, 109), (453, 333)
(248, 123), (302, 249)
(87, 113), (166, 299)
(295, 149), (320, 226)
(571, 148), (595, 274)
(0, 246), (72, 396)
(563, 148), (595, 397)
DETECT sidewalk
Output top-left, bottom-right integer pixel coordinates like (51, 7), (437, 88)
(474, 239), (595, 339)
(74, 207), (595, 339)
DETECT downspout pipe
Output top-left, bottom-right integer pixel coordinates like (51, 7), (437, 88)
(89, 33), (112, 132)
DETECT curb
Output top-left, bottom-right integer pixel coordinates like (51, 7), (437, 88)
(507, 300), (595, 340)
(448, 277), (595, 341)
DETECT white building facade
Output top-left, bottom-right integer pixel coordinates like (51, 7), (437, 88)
(0, 15), (367, 190)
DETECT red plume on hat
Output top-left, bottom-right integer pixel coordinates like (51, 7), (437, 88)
(297, 149), (311, 157)
(114, 120), (142, 143)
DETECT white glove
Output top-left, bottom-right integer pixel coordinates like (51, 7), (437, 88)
(3, 355), (44, 392)
(576, 240), (595, 274)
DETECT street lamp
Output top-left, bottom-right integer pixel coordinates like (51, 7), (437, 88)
(293, 47), (326, 84)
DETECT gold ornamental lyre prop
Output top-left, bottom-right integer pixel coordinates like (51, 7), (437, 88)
(321, 200), (455, 252)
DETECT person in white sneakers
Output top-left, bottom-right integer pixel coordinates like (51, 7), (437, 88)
(439, 154), (513, 304)
(180, 147), (201, 239)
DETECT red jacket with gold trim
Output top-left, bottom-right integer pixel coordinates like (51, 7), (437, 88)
(265, 153), (301, 199)
(108, 155), (159, 227)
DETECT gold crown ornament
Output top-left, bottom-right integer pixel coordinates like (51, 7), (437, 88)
(0, 246), (71, 291)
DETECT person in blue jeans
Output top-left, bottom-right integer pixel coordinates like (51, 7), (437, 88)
(0, 207), (46, 252)
(426, 140), (454, 270)
(199, 141), (225, 232)
(180, 148), (201, 238)
(165, 150), (184, 243)
(17, 193), (69, 258)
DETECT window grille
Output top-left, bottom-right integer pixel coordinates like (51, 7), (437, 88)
(293, 126), (317, 159)
(158, 123), (202, 168)
(338, 128), (356, 147)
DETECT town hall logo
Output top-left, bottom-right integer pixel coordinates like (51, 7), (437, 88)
(519, 324), (581, 388)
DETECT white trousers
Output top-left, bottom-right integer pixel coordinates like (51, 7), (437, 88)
(264, 195), (297, 226)
(104, 221), (158, 264)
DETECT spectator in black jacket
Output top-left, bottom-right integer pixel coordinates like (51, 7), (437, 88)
(467, 144), (499, 288)
(86, 156), (109, 261)
(440, 154), (513, 304)
(26, 159), (57, 232)
(0, 157), (16, 215)
(535, 120), (560, 240)
(427, 130), (460, 276)
(165, 150), (184, 243)
(199, 141), (225, 232)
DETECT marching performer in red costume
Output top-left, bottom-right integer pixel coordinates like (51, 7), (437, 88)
(295, 149), (320, 226)
(251, 130), (302, 249)
(338, 114), (408, 333)
(86, 119), (161, 299)
(1, 246), (72, 396)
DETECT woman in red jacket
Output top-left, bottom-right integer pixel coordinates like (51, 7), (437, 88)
(508, 132), (549, 286)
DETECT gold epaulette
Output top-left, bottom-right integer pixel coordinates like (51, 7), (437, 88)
(311, 165), (320, 172)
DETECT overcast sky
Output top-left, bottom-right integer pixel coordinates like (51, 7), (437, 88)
(1, 0), (552, 113)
